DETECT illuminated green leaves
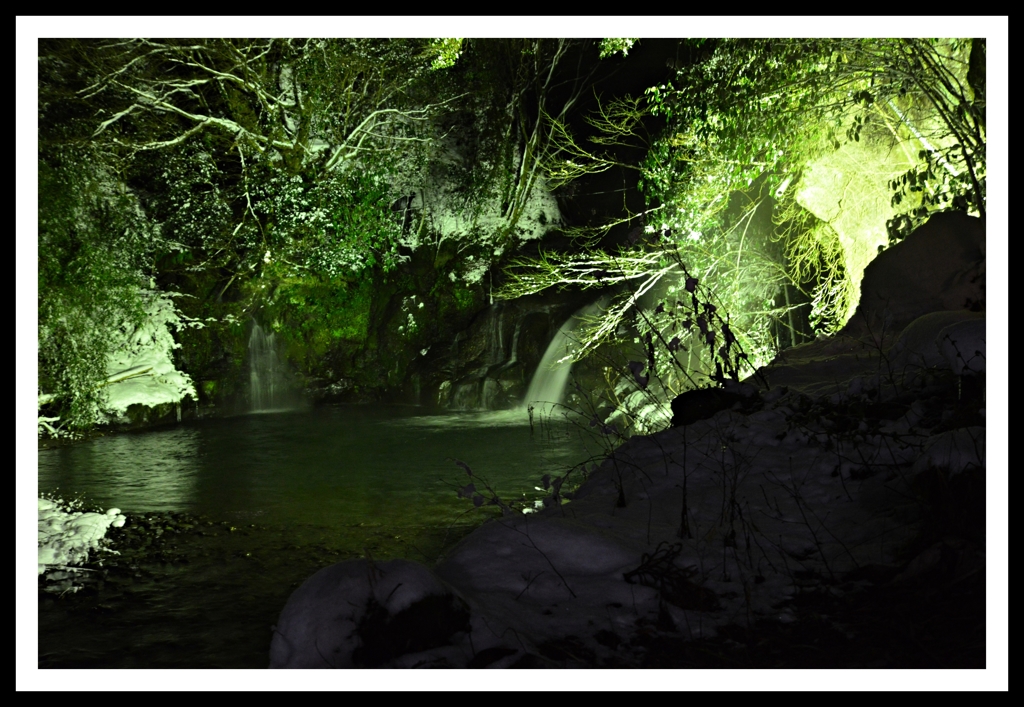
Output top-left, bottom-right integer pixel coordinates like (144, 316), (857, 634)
(428, 38), (463, 71)
(599, 38), (639, 59)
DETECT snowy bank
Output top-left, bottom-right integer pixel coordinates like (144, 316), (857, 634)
(38, 497), (126, 594)
(38, 287), (198, 438)
(100, 288), (197, 425)
(270, 212), (988, 668)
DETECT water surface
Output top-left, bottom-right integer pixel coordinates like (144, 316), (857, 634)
(37, 404), (601, 668)
(39, 405), (598, 526)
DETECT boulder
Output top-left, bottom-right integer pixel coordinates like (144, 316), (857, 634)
(669, 380), (762, 427)
(937, 317), (986, 376)
(270, 558), (470, 668)
(845, 210), (985, 339)
(759, 211), (987, 396)
(887, 310), (985, 380)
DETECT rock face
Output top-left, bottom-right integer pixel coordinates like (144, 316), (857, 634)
(437, 301), (545, 410)
(434, 295), (600, 411)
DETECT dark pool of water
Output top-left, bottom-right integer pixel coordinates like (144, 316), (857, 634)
(37, 404), (603, 668)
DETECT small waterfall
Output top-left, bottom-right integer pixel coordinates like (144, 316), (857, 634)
(523, 300), (602, 411)
(248, 322), (285, 412)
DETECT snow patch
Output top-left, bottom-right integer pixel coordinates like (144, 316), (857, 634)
(38, 496), (126, 592)
(100, 288), (197, 422)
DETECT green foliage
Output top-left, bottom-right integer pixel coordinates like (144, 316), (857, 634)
(252, 161), (407, 278)
(37, 148), (157, 432)
(642, 39), (838, 241)
(772, 200), (853, 337)
(886, 142), (985, 243)
(643, 38), (984, 336)
(452, 285), (478, 313)
(504, 37), (986, 405)
(39, 38), (603, 420)
(66, 39), (448, 299)
(40, 38), (985, 428)
(599, 38), (638, 59)
(428, 38), (464, 70)
(132, 141), (236, 262)
(265, 274), (376, 374)
(841, 39), (986, 242)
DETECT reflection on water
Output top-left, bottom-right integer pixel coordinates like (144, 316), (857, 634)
(42, 427), (202, 512)
(391, 408), (533, 429)
(38, 404), (600, 535)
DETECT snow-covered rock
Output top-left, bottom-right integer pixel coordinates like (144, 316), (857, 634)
(763, 211), (985, 396)
(38, 498), (126, 592)
(888, 310), (981, 370)
(270, 559), (471, 668)
(911, 426), (985, 478)
(846, 210), (984, 338)
(937, 317), (986, 376)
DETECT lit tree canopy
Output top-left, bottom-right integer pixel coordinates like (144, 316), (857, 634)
(36, 37), (987, 433)
(501, 38), (986, 394)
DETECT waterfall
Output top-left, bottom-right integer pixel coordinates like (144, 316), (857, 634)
(248, 322), (285, 412)
(523, 300), (602, 412)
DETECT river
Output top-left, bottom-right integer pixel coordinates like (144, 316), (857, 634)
(37, 404), (601, 668)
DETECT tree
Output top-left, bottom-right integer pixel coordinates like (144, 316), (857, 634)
(37, 38), (613, 427)
(37, 141), (156, 433)
(402, 39), (600, 267)
(73, 38), (461, 291)
(500, 38), (986, 403)
(649, 38), (985, 336)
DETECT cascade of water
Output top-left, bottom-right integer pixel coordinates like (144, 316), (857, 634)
(523, 300), (603, 412)
(248, 322), (283, 412)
